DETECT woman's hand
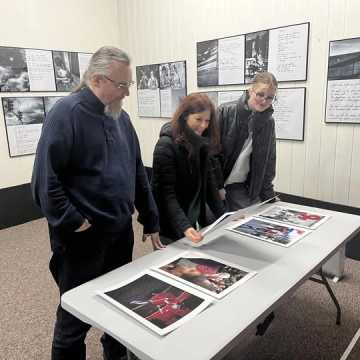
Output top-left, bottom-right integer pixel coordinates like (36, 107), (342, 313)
(184, 227), (204, 243)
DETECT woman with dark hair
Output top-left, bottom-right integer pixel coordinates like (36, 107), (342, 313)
(151, 93), (225, 245)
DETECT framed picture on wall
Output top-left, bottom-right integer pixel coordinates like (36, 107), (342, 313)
(273, 87), (306, 141)
(0, 46), (59, 92)
(245, 30), (269, 84)
(52, 51), (80, 92)
(0, 47), (30, 92)
(196, 22), (309, 87)
(197, 40), (219, 87)
(2, 96), (45, 157)
(136, 60), (187, 118)
(325, 37), (360, 123)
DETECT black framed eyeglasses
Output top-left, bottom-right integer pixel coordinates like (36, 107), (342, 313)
(103, 75), (134, 88)
(255, 91), (276, 102)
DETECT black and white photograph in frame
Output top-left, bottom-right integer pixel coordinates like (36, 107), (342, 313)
(245, 30), (269, 84)
(197, 39), (218, 87)
(44, 96), (65, 115)
(25, 48), (56, 91)
(2, 96), (45, 157)
(267, 23), (309, 82)
(0, 47), (29, 92)
(153, 251), (257, 299)
(136, 64), (161, 117)
(273, 87), (306, 140)
(52, 51), (80, 92)
(97, 271), (212, 336)
(325, 37), (360, 123)
(159, 61), (186, 117)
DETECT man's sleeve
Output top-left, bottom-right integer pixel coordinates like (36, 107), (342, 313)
(31, 104), (84, 231)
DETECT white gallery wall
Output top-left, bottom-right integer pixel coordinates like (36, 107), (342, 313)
(1, 0), (360, 208)
(116, 0), (360, 207)
(0, 0), (121, 189)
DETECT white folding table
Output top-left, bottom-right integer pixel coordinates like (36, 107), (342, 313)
(61, 202), (360, 360)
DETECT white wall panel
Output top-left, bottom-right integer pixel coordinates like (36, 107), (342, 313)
(117, 0), (360, 207)
(0, 0), (120, 189)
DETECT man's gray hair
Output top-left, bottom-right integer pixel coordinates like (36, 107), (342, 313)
(74, 46), (130, 92)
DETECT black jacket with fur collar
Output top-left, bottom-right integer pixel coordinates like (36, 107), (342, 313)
(152, 123), (225, 241)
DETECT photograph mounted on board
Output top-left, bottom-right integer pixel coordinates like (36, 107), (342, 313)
(227, 217), (310, 247)
(52, 51), (80, 92)
(326, 37), (360, 123)
(0, 47), (29, 92)
(153, 251), (256, 299)
(245, 30), (269, 83)
(197, 39), (218, 87)
(2, 96), (45, 157)
(257, 205), (330, 230)
(97, 271), (212, 336)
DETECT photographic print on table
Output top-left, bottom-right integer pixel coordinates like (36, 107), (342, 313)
(245, 30), (269, 84)
(197, 39), (218, 87)
(257, 205), (330, 230)
(97, 271), (212, 336)
(325, 37), (360, 123)
(52, 51), (80, 92)
(0, 47), (30, 92)
(153, 251), (256, 299)
(2, 96), (45, 157)
(227, 217), (310, 247)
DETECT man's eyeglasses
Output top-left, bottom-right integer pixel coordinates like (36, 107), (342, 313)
(255, 91), (276, 102)
(103, 75), (134, 88)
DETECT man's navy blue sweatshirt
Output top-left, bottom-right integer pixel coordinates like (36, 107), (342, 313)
(31, 87), (159, 239)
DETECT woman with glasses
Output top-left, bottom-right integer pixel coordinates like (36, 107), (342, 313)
(151, 93), (225, 245)
(216, 71), (278, 211)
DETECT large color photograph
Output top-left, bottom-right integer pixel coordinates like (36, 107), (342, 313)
(154, 251), (256, 299)
(227, 217), (310, 247)
(258, 206), (330, 230)
(98, 272), (212, 336)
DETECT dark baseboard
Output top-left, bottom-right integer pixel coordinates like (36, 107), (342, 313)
(0, 177), (358, 260)
(0, 183), (43, 230)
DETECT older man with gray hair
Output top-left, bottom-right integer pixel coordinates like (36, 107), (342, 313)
(32, 46), (163, 360)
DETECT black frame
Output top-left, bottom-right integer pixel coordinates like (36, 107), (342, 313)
(0, 45), (92, 93)
(200, 87), (306, 141)
(196, 22), (310, 87)
(136, 60), (187, 118)
(273, 87), (306, 141)
(1, 96), (46, 157)
(325, 36), (360, 124)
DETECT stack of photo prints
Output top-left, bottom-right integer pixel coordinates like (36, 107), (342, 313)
(226, 205), (330, 247)
(97, 251), (257, 336)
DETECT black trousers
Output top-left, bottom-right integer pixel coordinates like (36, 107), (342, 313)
(49, 223), (134, 360)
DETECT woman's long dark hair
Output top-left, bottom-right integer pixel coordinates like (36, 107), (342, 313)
(171, 93), (220, 155)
